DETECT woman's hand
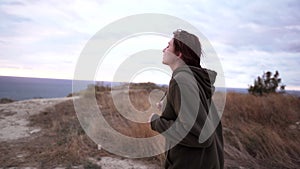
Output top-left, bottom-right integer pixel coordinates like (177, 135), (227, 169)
(156, 101), (163, 111)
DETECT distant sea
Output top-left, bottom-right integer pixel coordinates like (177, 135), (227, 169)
(0, 76), (299, 101)
(0, 76), (91, 100)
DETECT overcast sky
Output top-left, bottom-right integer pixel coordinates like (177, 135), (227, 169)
(0, 0), (299, 90)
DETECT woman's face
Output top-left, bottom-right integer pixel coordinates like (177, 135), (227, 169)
(162, 38), (178, 65)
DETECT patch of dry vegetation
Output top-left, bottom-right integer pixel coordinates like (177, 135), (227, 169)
(223, 92), (300, 168)
(1, 83), (299, 168)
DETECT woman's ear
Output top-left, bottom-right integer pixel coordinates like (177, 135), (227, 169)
(177, 52), (183, 59)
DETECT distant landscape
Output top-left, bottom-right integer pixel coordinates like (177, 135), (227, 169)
(1, 76), (300, 101)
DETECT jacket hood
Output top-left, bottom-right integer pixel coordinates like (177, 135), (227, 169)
(172, 65), (217, 99)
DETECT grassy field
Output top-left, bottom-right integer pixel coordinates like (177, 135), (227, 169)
(0, 83), (299, 168)
(223, 92), (300, 168)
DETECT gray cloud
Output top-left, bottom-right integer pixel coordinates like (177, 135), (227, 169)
(190, 0), (300, 54)
(0, 0), (299, 89)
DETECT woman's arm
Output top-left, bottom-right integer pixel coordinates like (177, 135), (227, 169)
(150, 80), (213, 148)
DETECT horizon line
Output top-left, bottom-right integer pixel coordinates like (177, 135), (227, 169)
(1, 75), (299, 91)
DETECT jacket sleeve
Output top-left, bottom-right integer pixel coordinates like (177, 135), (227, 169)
(150, 80), (213, 148)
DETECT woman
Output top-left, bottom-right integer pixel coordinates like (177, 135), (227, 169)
(149, 29), (224, 169)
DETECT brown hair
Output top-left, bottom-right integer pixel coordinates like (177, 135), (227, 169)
(173, 29), (202, 67)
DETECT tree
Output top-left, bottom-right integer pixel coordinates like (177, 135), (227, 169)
(248, 70), (285, 95)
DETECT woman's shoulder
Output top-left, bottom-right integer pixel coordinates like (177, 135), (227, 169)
(172, 69), (196, 85)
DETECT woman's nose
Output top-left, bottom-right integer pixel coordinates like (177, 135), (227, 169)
(163, 47), (166, 52)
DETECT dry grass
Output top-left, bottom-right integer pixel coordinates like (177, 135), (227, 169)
(96, 91), (159, 138)
(1, 84), (299, 168)
(223, 92), (300, 168)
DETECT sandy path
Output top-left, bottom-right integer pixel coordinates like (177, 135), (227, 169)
(0, 97), (77, 142)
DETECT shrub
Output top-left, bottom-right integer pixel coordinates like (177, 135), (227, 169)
(248, 70), (285, 95)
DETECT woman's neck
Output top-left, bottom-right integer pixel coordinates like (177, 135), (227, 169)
(170, 60), (185, 72)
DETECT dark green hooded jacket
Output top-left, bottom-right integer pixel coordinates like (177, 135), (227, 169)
(151, 65), (224, 169)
